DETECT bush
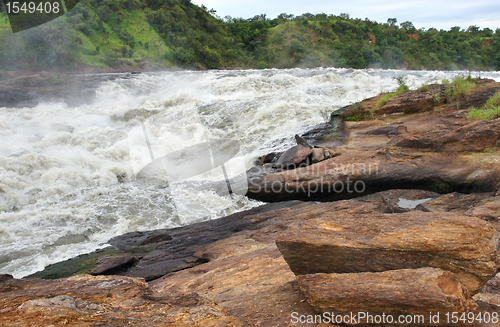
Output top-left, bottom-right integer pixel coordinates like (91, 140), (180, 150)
(103, 51), (121, 68)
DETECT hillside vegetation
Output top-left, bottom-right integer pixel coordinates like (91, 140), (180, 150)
(1, 0), (500, 70)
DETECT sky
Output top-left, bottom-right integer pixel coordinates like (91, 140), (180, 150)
(190, 0), (500, 31)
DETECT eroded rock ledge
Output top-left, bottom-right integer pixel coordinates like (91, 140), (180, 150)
(247, 79), (500, 202)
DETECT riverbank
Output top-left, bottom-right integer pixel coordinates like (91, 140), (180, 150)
(0, 64), (173, 108)
(1, 76), (500, 326)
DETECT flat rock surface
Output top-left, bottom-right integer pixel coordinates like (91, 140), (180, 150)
(0, 274), (248, 326)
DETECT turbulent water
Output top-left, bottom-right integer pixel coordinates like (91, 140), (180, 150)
(1, 67), (500, 278)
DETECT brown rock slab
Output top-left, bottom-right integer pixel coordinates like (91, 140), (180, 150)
(297, 268), (478, 326)
(276, 212), (499, 295)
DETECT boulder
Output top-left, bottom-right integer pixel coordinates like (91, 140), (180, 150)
(297, 268), (478, 326)
(276, 135), (313, 168)
(311, 148), (325, 163)
(276, 212), (499, 295)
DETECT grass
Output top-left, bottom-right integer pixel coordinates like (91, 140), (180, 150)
(467, 90), (500, 120)
(484, 90), (500, 108)
(467, 107), (500, 120)
(343, 114), (366, 121)
(418, 83), (429, 92)
(445, 75), (477, 105)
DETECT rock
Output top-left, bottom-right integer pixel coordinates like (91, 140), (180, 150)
(336, 79), (499, 120)
(247, 112), (500, 203)
(256, 152), (280, 165)
(247, 80), (500, 202)
(294, 134), (311, 147)
(297, 268), (478, 326)
(0, 274), (247, 326)
(323, 148), (341, 160)
(90, 255), (137, 275)
(276, 144), (312, 168)
(0, 275), (13, 283)
(481, 273), (500, 294)
(365, 125), (407, 137)
(311, 148), (325, 163)
(415, 192), (493, 215)
(473, 293), (500, 316)
(28, 201), (305, 281)
(0, 71), (137, 108)
(274, 134), (315, 169)
(468, 196), (500, 221)
(10, 189), (500, 326)
(276, 212), (499, 295)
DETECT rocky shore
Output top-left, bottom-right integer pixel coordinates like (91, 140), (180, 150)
(0, 69), (147, 108)
(2, 78), (500, 326)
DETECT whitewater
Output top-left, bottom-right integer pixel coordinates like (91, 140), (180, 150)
(1, 67), (500, 278)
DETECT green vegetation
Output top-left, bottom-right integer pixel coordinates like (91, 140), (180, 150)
(468, 90), (500, 120)
(343, 114), (366, 121)
(27, 244), (156, 279)
(1, 1), (500, 70)
(445, 75), (477, 107)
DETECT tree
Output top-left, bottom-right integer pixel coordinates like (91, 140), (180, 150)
(387, 18), (398, 27)
(400, 21), (415, 32)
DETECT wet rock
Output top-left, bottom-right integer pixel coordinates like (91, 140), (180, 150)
(28, 201), (305, 281)
(0, 71), (141, 108)
(294, 134), (311, 147)
(297, 268), (478, 326)
(276, 212), (499, 295)
(256, 152), (280, 165)
(276, 135), (313, 168)
(90, 255), (137, 275)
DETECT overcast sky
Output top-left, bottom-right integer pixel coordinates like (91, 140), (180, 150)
(191, 0), (500, 31)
